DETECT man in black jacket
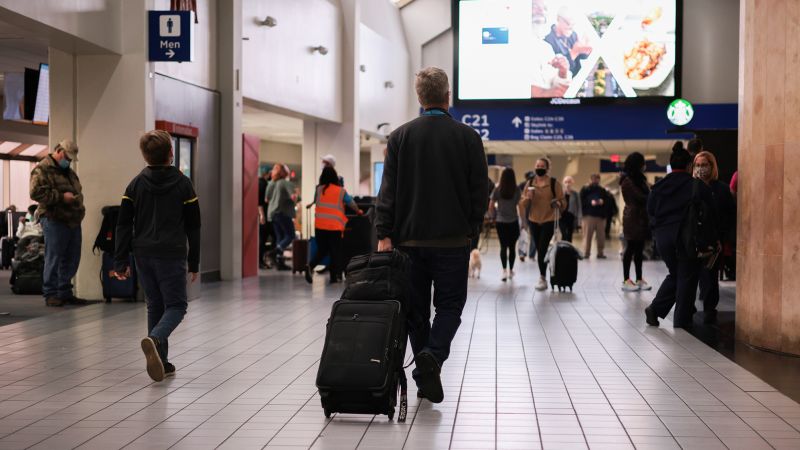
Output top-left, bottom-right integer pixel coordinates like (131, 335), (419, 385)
(375, 67), (488, 404)
(580, 174), (608, 258)
(113, 130), (201, 382)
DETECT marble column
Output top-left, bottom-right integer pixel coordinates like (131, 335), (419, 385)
(737, 0), (800, 354)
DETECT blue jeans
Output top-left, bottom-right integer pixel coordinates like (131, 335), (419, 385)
(136, 256), (188, 363)
(42, 218), (82, 300)
(402, 246), (470, 366)
(271, 212), (295, 252)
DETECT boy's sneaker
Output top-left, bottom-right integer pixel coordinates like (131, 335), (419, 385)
(637, 280), (653, 291)
(622, 279), (640, 292)
(535, 277), (548, 291)
(414, 351), (443, 404)
(141, 336), (165, 382)
(164, 362), (176, 378)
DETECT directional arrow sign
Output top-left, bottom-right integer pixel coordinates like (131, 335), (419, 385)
(166, 49), (175, 58)
(511, 116), (522, 128)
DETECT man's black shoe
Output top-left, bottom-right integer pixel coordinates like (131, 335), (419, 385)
(414, 351), (443, 404)
(66, 296), (88, 305)
(645, 307), (659, 327)
(304, 266), (313, 284)
(703, 309), (717, 324)
(417, 390), (425, 399)
(45, 297), (65, 307)
(141, 336), (165, 382)
(164, 362), (176, 378)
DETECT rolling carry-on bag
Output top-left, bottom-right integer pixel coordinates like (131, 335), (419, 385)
(545, 208), (581, 292)
(102, 252), (137, 302)
(1, 237), (15, 270)
(316, 249), (411, 422)
(341, 215), (376, 271)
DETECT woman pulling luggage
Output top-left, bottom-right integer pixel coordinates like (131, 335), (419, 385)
(305, 166), (361, 284)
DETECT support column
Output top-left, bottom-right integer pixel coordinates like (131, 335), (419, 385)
(218, 0), (243, 280)
(736, 0), (800, 354)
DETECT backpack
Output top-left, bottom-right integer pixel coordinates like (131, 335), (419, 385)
(93, 206), (120, 254)
(678, 179), (718, 260)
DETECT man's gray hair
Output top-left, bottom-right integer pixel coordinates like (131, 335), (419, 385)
(415, 67), (450, 107)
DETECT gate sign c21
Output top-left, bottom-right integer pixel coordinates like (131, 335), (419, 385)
(148, 11), (192, 62)
(449, 103), (736, 142)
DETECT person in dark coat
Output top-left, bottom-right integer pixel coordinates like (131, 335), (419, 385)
(620, 152), (651, 292)
(693, 151), (735, 323)
(644, 144), (717, 329)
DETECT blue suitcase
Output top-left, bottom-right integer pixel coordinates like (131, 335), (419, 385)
(102, 252), (137, 302)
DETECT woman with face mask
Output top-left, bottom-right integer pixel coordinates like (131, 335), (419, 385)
(620, 152), (651, 292)
(518, 158), (566, 291)
(692, 151), (735, 324)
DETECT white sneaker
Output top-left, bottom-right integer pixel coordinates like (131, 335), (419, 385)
(535, 277), (548, 291)
(508, 270), (515, 280)
(501, 269), (508, 282)
(637, 280), (653, 291)
(622, 279), (640, 292)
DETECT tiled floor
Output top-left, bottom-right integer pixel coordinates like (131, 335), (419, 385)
(1, 247), (799, 449)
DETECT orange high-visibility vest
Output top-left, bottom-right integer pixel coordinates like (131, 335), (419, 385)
(315, 184), (348, 231)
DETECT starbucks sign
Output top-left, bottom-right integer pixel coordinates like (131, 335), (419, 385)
(667, 99), (694, 126)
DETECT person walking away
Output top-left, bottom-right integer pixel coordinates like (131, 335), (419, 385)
(17, 204), (42, 239)
(113, 130), (201, 382)
(519, 158), (566, 291)
(644, 145), (717, 329)
(258, 170), (270, 269)
(580, 174), (608, 259)
(265, 164), (297, 270)
(693, 151), (735, 323)
(561, 176), (581, 242)
(489, 168), (521, 281)
(620, 152), (651, 292)
(30, 140), (86, 307)
(304, 166), (361, 284)
(375, 67), (488, 404)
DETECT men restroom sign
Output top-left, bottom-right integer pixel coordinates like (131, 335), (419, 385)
(148, 11), (191, 62)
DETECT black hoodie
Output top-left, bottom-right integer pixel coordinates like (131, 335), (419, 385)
(114, 166), (201, 273)
(647, 171), (715, 231)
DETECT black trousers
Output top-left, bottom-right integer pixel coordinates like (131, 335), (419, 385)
(699, 264), (720, 311)
(559, 212), (575, 242)
(309, 229), (343, 281)
(259, 222), (269, 264)
(529, 221), (555, 276)
(623, 239), (645, 281)
(495, 221), (520, 270)
(648, 224), (700, 328)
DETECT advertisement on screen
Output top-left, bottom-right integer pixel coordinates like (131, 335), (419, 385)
(455, 0), (680, 103)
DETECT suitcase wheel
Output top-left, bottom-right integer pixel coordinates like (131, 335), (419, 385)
(387, 408), (395, 421)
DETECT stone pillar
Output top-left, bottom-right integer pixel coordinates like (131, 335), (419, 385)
(736, 0), (800, 354)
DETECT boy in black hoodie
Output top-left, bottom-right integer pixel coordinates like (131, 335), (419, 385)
(113, 130), (201, 382)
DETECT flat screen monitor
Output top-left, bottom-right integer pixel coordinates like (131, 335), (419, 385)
(454, 0), (681, 104)
(32, 63), (49, 125)
(373, 162), (384, 196)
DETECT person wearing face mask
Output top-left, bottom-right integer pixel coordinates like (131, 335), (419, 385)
(16, 204), (42, 240)
(693, 151), (734, 324)
(580, 174), (609, 259)
(519, 158), (566, 291)
(644, 145), (717, 329)
(620, 153), (651, 292)
(30, 140), (86, 307)
(560, 176), (581, 242)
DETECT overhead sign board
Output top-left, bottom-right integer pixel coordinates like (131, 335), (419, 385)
(448, 103), (736, 142)
(148, 11), (191, 62)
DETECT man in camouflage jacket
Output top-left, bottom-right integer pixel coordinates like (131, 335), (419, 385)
(30, 140), (86, 307)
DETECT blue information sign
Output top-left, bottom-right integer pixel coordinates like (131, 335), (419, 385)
(448, 103), (737, 142)
(148, 11), (191, 62)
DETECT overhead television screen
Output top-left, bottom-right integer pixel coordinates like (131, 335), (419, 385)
(455, 0), (681, 103)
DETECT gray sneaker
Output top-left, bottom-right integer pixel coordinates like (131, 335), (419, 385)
(141, 337), (165, 382)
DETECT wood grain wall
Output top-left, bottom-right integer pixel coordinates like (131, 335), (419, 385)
(737, 0), (800, 354)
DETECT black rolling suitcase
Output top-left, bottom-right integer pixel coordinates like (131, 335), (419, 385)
(341, 215), (376, 271)
(102, 252), (137, 302)
(546, 208), (582, 292)
(1, 237), (15, 270)
(316, 250), (410, 422)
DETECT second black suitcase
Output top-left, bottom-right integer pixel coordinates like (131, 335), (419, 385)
(102, 252), (137, 302)
(316, 299), (408, 421)
(1, 237), (15, 270)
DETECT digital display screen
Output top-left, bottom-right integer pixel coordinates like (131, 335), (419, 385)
(373, 162), (384, 196)
(32, 63), (49, 125)
(455, 0), (680, 103)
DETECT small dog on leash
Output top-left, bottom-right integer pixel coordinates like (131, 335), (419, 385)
(468, 249), (482, 279)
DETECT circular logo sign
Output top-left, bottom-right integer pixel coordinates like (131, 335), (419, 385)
(667, 99), (694, 126)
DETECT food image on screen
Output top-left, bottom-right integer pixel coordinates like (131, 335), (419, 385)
(624, 39), (666, 80)
(456, 0), (678, 101)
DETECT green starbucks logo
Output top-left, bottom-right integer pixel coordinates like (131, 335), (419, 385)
(667, 99), (694, 126)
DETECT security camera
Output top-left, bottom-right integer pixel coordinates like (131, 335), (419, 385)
(311, 46), (329, 55)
